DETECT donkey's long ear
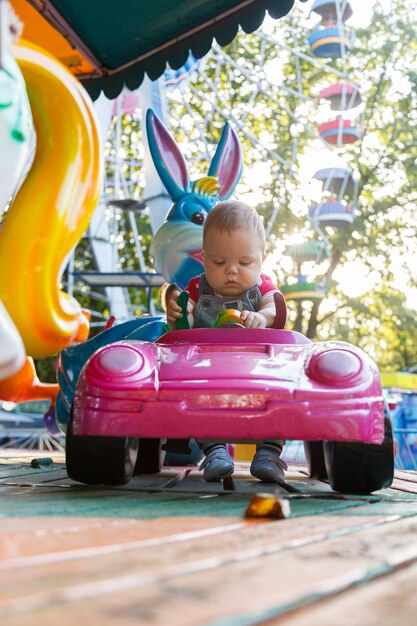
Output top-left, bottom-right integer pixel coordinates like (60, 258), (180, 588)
(146, 109), (191, 201)
(208, 123), (243, 200)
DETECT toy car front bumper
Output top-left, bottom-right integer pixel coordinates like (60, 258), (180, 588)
(73, 386), (385, 444)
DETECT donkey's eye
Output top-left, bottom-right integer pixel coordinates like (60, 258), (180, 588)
(191, 211), (206, 225)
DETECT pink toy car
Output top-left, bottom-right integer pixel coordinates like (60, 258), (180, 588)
(66, 313), (394, 494)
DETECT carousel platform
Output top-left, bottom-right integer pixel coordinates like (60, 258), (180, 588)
(1, 450), (417, 625)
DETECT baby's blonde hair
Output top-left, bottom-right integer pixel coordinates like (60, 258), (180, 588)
(203, 201), (265, 250)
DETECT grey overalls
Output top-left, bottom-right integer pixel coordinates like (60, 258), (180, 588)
(193, 274), (262, 328)
(192, 273), (285, 451)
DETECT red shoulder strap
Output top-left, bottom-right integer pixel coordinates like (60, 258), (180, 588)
(272, 291), (287, 329)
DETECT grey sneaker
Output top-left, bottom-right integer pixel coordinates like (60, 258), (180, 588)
(199, 445), (234, 482)
(250, 445), (288, 483)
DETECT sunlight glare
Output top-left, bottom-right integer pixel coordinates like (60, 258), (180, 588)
(333, 261), (379, 298)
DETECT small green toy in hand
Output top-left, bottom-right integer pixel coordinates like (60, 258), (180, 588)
(176, 291), (191, 330)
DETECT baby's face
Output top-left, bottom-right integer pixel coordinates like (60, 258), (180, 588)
(203, 227), (265, 297)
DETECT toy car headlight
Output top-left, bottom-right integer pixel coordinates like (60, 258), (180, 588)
(92, 345), (146, 378)
(306, 349), (362, 385)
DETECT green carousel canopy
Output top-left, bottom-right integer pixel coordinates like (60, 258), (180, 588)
(14, 0), (296, 100)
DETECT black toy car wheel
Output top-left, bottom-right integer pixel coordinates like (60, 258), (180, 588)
(66, 413), (139, 486)
(134, 438), (166, 474)
(323, 414), (394, 495)
(304, 441), (328, 480)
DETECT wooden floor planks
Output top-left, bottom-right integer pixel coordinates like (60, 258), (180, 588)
(1, 451), (417, 625)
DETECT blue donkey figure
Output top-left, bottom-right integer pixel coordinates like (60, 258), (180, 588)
(147, 109), (243, 289)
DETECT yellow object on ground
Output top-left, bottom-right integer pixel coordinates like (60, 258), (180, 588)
(245, 492), (291, 519)
(0, 41), (102, 358)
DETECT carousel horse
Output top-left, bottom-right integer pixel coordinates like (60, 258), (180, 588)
(0, 40), (102, 408)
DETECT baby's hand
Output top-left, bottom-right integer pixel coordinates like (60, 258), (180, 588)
(167, 291), (192, 325)
(240, 310), (267, 329)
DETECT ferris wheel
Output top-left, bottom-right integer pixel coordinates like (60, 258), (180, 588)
(280, 0), (364, 306)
